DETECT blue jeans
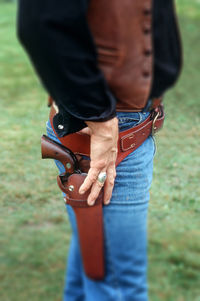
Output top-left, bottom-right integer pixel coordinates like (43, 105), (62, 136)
(46, 111), (155, 301)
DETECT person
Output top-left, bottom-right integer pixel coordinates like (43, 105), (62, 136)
(17, 0), (182, 300)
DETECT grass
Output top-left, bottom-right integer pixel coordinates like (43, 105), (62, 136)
(0, 1), (200, 300)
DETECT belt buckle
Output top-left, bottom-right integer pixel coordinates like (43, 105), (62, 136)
(152, 111), (160, 135)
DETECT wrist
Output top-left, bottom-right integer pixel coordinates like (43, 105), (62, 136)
(85, 117), (118, 136)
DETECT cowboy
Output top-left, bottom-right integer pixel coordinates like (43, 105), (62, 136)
(17, 0), (182, 300)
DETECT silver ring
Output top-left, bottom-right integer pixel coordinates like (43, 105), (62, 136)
(97, 172), (107, 185)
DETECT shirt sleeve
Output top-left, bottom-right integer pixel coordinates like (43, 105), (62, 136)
(17, 0), (117, 136)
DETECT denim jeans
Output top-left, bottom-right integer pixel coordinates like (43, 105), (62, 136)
(46, 111), (155, 301)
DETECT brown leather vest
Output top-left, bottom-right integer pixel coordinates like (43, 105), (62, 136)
(87, 0), (154, 111)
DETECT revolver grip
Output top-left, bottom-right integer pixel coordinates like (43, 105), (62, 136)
(41, 135), (76, 174)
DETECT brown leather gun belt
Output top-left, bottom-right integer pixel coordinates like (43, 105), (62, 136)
(49, 104), (164, 166)
(47, 103), (164, 280)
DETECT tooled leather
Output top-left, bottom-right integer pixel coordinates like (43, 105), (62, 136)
(87, 0), (153, 111)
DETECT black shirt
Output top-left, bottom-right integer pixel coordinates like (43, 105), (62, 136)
(17, 0), (182, 136)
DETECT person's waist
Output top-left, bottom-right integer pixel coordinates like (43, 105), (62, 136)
(116, 97), (163, 113)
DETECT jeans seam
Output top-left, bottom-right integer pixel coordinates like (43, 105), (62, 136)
(118, 117), (140, 123)
(118, 113), (142, 124)
(46, 126), (54, 134)
(150, 135), (157, 157)
(104, 225), (125, 301)
(118, 112), (149, 132)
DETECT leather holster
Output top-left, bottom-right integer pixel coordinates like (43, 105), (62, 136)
(58, 169), (105, 280)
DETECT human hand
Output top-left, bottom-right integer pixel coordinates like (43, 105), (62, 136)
(79, 117), (118, 206)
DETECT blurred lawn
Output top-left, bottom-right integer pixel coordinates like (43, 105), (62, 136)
(0, 1), (200, 301)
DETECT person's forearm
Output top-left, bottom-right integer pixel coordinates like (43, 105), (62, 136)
(17, 0), (118, 204)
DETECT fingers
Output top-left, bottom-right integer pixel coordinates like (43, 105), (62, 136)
(79, 154), (117, 206)
(83, 164), (116, 206)
(79, 167), (106, 206)
(103, 166), (116, 205)
(87, 179), (105, 206)
(103, 151), (117, 205)
(79, 167), (102, 194)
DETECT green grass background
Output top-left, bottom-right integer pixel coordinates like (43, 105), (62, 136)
(0, 1), (200, 300)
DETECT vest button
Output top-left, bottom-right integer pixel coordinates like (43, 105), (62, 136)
(143, 28), (151, 34)
(142, 71), (150, 77)
(144, 49), (152, 56)
(143, 8), (152, 15)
